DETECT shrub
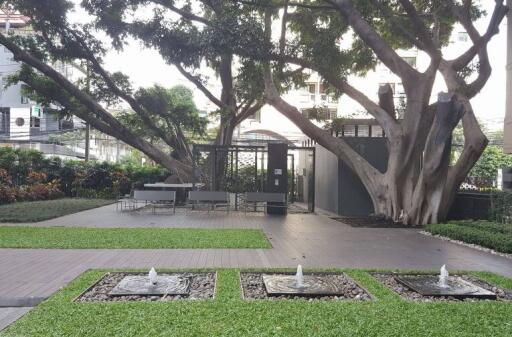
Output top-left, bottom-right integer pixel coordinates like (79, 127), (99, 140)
(426, 222), (512, 254)
(27, 172), (47, 185)
(23, 180), (64, 201)
(0, 169), (12, 186)
(489, 191), (512, 223)
(0, 169), (16, 205)
(0, 148), (170, 200)
(0, 187), (16, 205)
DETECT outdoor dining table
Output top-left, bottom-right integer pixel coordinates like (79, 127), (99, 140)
(144, 183), (194, 189)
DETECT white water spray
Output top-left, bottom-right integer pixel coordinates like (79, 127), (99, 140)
(438, 265), (449, 288)
(295, 265), (304, 288)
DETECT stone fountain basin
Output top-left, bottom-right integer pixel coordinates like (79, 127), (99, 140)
(109, 275), (190, 296)
(394, 275), (497, 300)
(262, 274), (348, 297)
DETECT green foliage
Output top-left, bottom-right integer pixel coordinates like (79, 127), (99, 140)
(489, 191), (512, 223)
(0, 227), (271, 248)
(426, 221), (512, 254)
(470, 146), (512, 183)
(0, 198), (114, 222)
(2, 268), (512, 337)
(0, 148), (169, 200)
(474, 146), (512, 175)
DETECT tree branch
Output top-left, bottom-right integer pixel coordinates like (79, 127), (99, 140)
(234, 99), (265, 126)
(152, 0), (211, 25)
(175, 63), (225, 109)
(325, 0), (419, 85)
(397, 0), (439, 54)
(65, 28), (184, 152)
(0, 32), (193, 178)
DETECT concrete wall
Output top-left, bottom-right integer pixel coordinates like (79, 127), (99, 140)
(314, 145), (339, 214)
(314, 138), (389, 216)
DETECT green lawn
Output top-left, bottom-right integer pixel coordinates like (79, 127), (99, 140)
(0, 199), (114, 223)
(426, 220), (512, 254)
(0, 227), (271, 249)
(2, 269), (511, 337)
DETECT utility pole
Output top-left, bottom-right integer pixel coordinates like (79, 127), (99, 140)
(84, 63), (91, 161)
(505, 0), (512, 153)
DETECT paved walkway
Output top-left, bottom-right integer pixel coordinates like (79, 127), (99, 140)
(1, 204), (512, 330)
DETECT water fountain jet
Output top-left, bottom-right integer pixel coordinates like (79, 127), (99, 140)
(149, 267), (157, 285)
(295, 265), (304, 288)
(438, 265), (449, 289)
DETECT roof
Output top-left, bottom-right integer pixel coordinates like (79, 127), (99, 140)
(0, 9), (30, 28)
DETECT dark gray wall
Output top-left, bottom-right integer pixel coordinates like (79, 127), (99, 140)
(314, 138), (389, 216)
(314, 145), (339, 214)
(339, 138), (388, 216)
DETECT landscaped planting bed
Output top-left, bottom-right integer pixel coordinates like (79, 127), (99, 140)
(426, 221), (512, 254)
(0, 198), (114, 223)
(2, 269), (511, 337)
(240, 272), (372, 301)
(373, 272), (512, 302)
(0, 227), (271, 249)
(76, 272), (216, 302)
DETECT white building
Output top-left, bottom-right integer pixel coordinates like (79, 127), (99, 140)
(0, 10), (84, 144)
(233, 23), (496, 145)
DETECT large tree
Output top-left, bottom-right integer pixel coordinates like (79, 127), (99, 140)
(82, 0), (266, 148)
(0, 0), (265, 180)
(235, 0), (507, 225)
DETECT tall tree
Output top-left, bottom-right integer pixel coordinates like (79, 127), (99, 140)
(234, 0), (507, 225)
(82, 0), (266, 148)
(0, 0), (204, 180)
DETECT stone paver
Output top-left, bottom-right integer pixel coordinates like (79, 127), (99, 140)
(0, 308), (31, 331)
(1, 205), (512, 329)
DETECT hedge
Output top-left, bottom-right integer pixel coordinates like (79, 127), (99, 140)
(426, 222), (512, 254)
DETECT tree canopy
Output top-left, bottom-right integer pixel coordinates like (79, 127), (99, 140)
(0, 0), (508, 225)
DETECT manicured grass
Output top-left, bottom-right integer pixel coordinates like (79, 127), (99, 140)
(0, 227), (271, 249)
(2, 269), (511, 337)
(0, 199), (114, 223)
(426, 221), (512, 254)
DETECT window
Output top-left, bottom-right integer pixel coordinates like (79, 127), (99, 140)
(308, 83), (316, 94)
(403, 57), (416, 68)
(328, 108), (337, 120)
(30, 116), (40, 128)
(458, 32), (469, 42)
(0, 108), (9, 134)
(358, 125), (370, 137)
(372, 125), (384, 137)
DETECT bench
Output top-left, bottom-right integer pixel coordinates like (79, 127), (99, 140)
(243, 192), (287, 214)
(132, 190), (176, 213)
(188, 191), (230, 212)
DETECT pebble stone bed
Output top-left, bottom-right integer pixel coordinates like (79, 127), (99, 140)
(76, 272), (216, 302)
(240, 273), (372, 301)
(373, 273), (512, 302)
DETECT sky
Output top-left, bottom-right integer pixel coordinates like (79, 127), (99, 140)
(70, 0), (508, 131)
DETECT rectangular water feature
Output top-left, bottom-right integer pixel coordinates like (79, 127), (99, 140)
(262, 274), (347, 297)
(110, 275), (190, 296)
(394, 275), (497, 300)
